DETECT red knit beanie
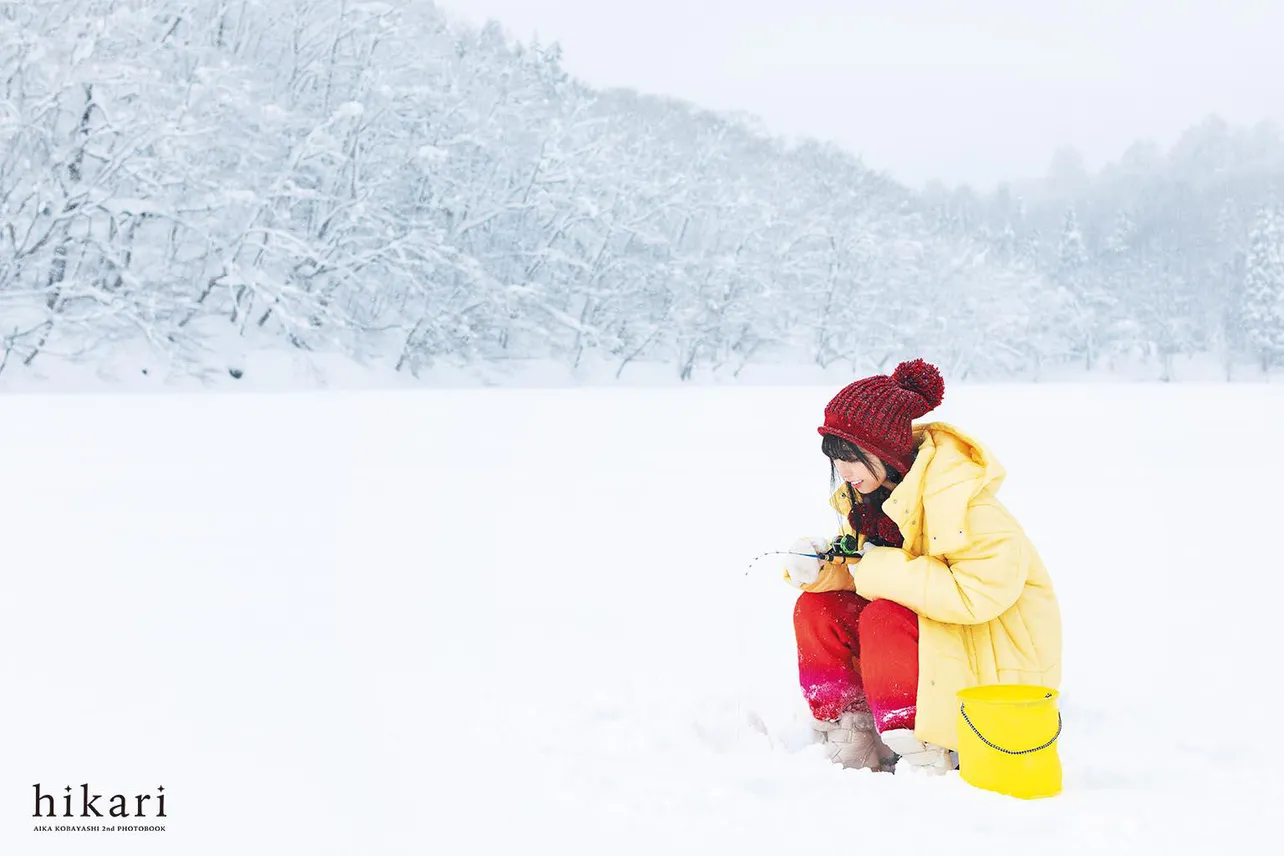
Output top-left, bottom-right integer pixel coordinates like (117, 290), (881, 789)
(817, 358), (946, 475)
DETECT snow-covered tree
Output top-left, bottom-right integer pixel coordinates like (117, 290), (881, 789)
(3, 3), (1284, 383)
(1241, 206), (1284, 371)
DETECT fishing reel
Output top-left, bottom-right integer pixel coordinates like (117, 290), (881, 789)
(817, 533), (865, 563)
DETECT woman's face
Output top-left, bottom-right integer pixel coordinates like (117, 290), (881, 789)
(834, 453), (888, 494)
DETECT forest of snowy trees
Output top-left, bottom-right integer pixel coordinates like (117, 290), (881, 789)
(2, 0), (1283, 382)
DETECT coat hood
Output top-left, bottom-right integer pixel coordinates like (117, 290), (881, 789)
(830, 421), (1006, 557)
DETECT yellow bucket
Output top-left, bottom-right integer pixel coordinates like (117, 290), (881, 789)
(956, 684), (1062, 799)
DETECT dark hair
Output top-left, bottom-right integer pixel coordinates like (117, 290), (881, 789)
(821, 433), (908, 540)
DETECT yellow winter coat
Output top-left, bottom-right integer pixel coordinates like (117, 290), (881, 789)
(791, 421), (1062, 750)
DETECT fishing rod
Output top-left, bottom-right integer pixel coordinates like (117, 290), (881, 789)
(744, 533), (866, 575)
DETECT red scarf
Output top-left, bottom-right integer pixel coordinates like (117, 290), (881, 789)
(847, 495), (904, 549)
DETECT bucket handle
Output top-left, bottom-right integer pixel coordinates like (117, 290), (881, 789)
(959, 694), (1062, 756)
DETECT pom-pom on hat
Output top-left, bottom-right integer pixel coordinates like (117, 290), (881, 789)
(818, 358), (945, 475)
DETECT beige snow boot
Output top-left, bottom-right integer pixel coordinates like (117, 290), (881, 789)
(812, 711), (896, 772)
(879, 727), (958, 775)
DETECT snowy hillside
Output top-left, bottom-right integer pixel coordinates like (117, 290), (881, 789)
(3, 1), (1283, 385)
(2, 382), (1279, 853)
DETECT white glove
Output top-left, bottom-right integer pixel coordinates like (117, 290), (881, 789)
(783, 536), (831, 586)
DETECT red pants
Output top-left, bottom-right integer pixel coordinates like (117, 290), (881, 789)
(794, 591), (919, 731)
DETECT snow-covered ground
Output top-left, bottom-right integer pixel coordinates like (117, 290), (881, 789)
(1, 333), (1278, 393)
(1, 382), (1280, 854)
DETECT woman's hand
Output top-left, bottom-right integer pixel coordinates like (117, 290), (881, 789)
(783, 536), (831, 585)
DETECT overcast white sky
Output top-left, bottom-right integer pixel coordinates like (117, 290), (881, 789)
(435, 0), (1284, 189)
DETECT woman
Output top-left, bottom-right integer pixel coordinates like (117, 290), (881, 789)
(783, 358), (1062, 774)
